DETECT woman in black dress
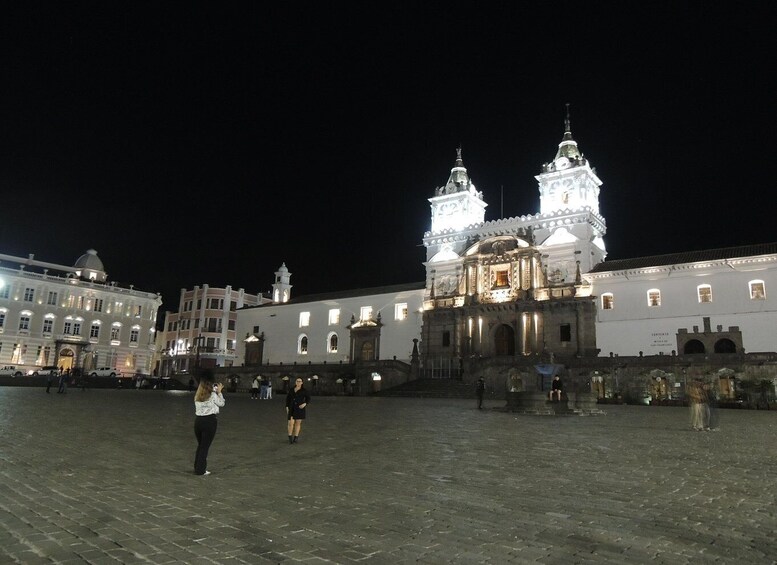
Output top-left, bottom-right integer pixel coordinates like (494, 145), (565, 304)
(286, 377), (310, 444)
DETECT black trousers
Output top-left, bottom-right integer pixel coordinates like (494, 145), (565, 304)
(194, 415), (218, 475)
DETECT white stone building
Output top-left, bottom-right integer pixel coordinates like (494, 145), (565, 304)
(236, 276), (424, 366)
(584, 244), (777, 357)
(0, 249), (161, 374)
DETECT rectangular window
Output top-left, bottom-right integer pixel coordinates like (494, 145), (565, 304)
(442, 330), (451, 347)
(228, 319), (235, 331)
(73, 322), (82, 336)
(77, 296), (84, 309)
(0, 313), (5, 328)
(130, 329), (139, 343)
(134, 305), (142, 317)
(299, 312), (310, 327)
(111, 327), (120, 340)
(47, 291), (58, 306)
(360, 306), (373, 322)
(230, 301), (237, 312)
(64, 321), (72, 335)
(19, 316), (30, 330)
(90, 324), (100, 338)
(601, 294), (614, 310)
(328, 309), (340, 325)
(648, 289), (661, 307)
(698, 285), (712, 303)
(94, 298), (103, 312)
(750, 281), (766, 300)
(194, 318), (200, 329)
(24, 288), (34, 302)
(494, 269), (509, 287)
(394, 303), (408, 321)
(43, 319), (53, 333)
(0, 286), (9, 299)
(560, 324), (571, 342)
(209, 298), (222, 309)
(253, 325), (260, 334)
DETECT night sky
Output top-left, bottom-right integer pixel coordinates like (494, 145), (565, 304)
(1, 2), (775, 314)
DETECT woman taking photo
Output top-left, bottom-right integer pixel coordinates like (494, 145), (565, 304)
(193, 370), (225, 475)
(286, 377), (310, 444)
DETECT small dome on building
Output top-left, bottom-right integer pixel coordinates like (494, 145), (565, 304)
(74, 249), (107, 282)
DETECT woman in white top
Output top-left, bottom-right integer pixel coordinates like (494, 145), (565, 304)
(193, 371), (225, 476)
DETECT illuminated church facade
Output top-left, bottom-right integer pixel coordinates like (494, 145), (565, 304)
(235, 112), (777, 391)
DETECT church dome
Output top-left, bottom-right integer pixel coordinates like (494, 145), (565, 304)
(74, 249), (107, 282)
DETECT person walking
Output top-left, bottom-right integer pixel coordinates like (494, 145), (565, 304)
(251, 375), (261, 399)
(57, 368), (70, 394)
(475, 377), (485, 409)
(259, 376), (268, 400)
(193, 371), (225, 476)
(46, 369), (56, 393)
(285, 377), (310, 444)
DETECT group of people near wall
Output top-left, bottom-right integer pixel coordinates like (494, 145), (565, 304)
(687, 379), (720, 431)
(250, 375), (273, 399)
(192, 370), (310, 476)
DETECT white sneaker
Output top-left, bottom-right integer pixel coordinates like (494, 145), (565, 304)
(203, 471), (211, 476)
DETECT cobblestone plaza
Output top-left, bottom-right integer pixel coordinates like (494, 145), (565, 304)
(1, 388), (776, 564)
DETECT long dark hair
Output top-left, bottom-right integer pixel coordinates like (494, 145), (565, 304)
(194, 370), (215, 402)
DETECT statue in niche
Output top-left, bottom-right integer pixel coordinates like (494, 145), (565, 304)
(436, 275), (457, 296)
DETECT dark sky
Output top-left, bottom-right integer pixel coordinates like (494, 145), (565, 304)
(1, 2), (775, 312)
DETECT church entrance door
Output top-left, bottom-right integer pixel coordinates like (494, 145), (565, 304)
(494, 324), (515, 356)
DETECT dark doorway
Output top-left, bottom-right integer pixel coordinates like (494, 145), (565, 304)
(494, 324), (515, 356)
(683, 339), (706, 354)
(714, 339), (737, 353)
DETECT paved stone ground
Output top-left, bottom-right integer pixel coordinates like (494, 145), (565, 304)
(0, 388), (776, 564)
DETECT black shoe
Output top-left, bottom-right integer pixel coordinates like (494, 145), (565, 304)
(288, 436), (293, 444)
(292, 436), (298, 443)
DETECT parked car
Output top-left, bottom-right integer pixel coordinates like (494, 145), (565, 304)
(0, 365), (24, 377)
(89, 367), (121, 378)
(29, 366), (60, 376)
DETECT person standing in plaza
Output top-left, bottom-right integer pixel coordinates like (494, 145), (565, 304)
(46, 369), (56, 393)
(475, 377), (485, 409)
(251, 375), (260, 399)
(57, 368), (69, 394)
(193, 370), (225, 476)
(704, 381), (720, 431)
(688, 378), (707, 431)
(260, 375), (268, 399)
(266, 378), (272, 399)
(286, 377), (310, 444)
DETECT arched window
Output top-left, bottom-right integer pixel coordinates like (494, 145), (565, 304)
(327, 332), (338, 353)
(601, 293), (614, 310)
(297, 334), (308, 354)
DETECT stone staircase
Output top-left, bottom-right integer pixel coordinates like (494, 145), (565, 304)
(375, 378), (475, 398)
